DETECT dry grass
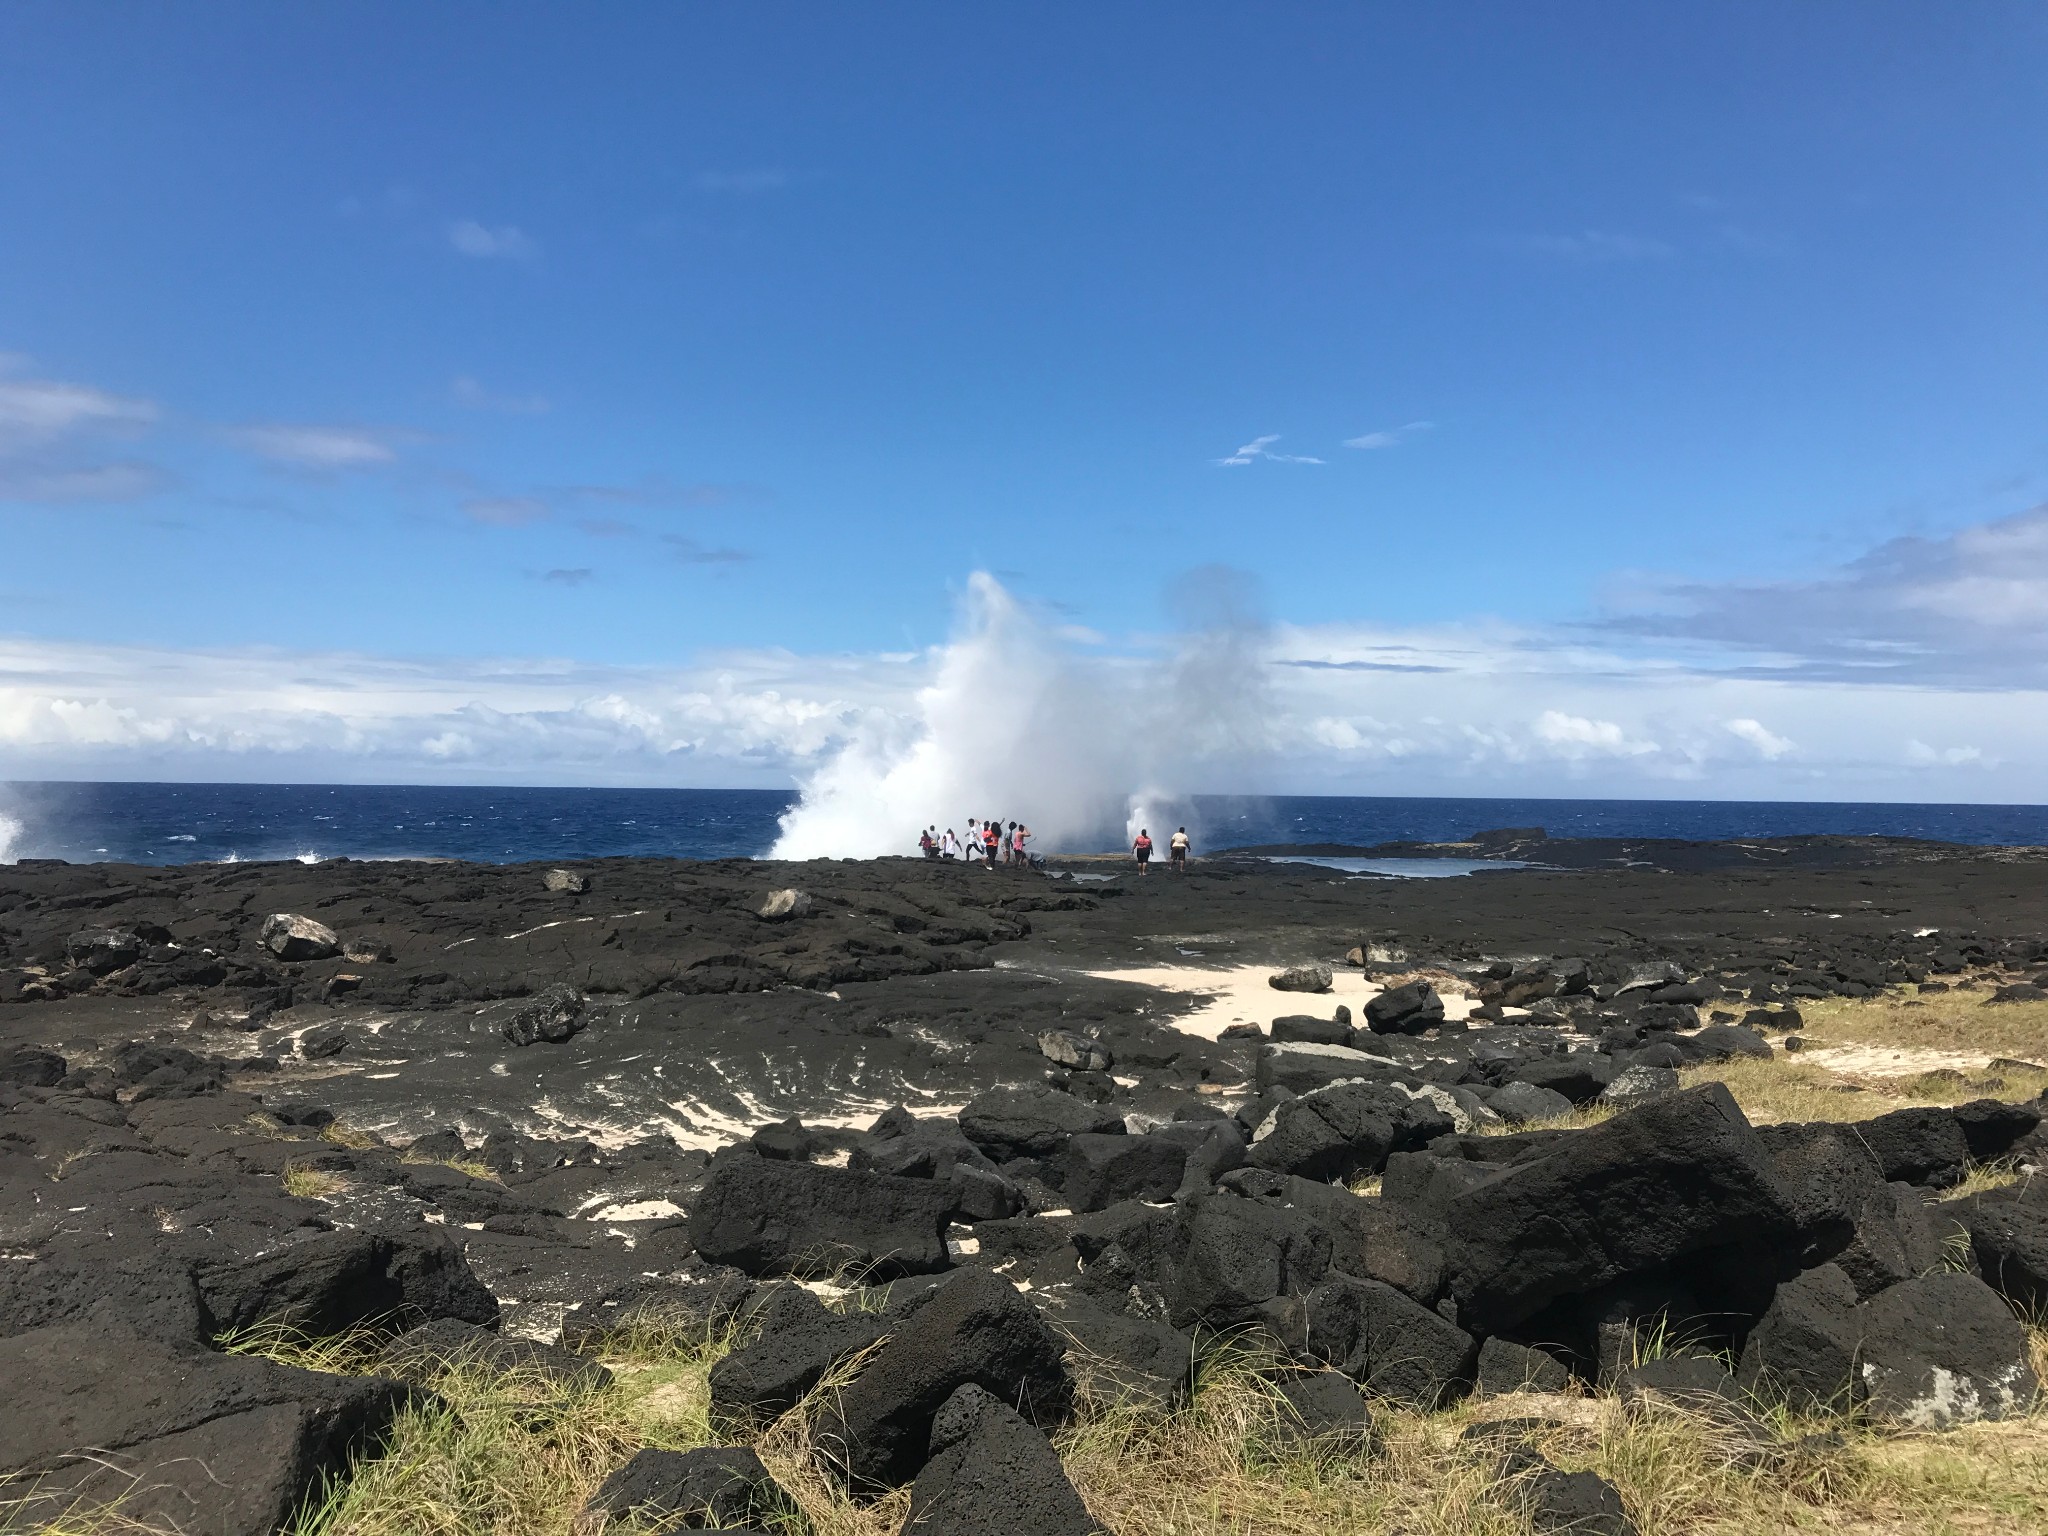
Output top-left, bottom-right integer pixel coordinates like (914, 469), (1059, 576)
(282, 1162), (350, 1199)
(398, 1150), (504, 1183)
(19, 1303), (2048, 1536)
(320, 1119), (387, 1151)
(1797, 990), (2048, 1062)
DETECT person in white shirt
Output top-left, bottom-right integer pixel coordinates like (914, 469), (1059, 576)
(941, 828), (961, 859)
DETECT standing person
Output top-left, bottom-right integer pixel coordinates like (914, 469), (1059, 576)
(1169, 826), (1190, 873)
(983, 820), (1000, 865)
(919, 826), (936, 859)
(941, 827), (960, 859)
(1011, 821), (1027, 866)
(1132, 827), (1153, 874)
(961, 821), (981, 864)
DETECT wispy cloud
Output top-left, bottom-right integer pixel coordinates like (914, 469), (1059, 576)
(1343, 420), (1433, 451)
(0, 377), (156, 452)
(0, 461), (169, 504)
(1215, 434), (1324, 467)
(577, 517), (638, 538)
(0, 364), (164, 504)
(694, 169), (788, 193)
(1520, 229), (1674, 262)
(447, 219), (538, 260)
(451, 375), (550, 414)
(227, 423), (409, 469)
(556, 475), (753, 509)
(663, 535), (752, 565)
(541, 568), (594, 587)
(463, 496), (551, 528)
(1598, 503), (2048, 687)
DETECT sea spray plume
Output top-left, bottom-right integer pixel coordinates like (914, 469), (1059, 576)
(0, 812), (20, 864)
(770, 574), (1129, 858)
(1126, 566), (1279, 846)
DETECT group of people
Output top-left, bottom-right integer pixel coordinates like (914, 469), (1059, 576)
(1130, 826), (1192, 874)
(919, 818), (1033, 866)
(916, 818), (1194, 873)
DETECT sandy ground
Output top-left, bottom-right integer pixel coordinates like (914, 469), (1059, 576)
(1081, 961), (1478, 1040)
(1798, 1043), (2021, 1078)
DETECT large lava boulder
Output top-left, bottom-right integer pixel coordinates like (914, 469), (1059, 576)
(0, 1321), (414, 1536)
(1439, 1084), (1798, 1335)
(688, 1152), (952, 1279)
(480, 982), (588, 1046)
(959, 1086), (1126, 1162)
(814, 1269), (1072, 1492)
(1739, 1263), (2038, 1425)
(1364, 980), (1444, 1035)
(904, 1384), (1104, 1536)
(708, 1286), (888, 1422)
(259, 912), (341, 962)
(581, 1445), (790, 1529)
(198, 1229), (500, 1338)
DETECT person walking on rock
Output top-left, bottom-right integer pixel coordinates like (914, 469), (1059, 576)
(1132, 827), (1153, 874)
(1169, 826), (1190, 874)
(961, 822), (981, 864)
(941, 828), (961, 859)
(983, 820), (1000, 865)
(919, 826), (937, 859)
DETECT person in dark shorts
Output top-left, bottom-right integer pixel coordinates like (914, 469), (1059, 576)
(1169, 826), (1190, 872)
(1132, 827), (1153, 874)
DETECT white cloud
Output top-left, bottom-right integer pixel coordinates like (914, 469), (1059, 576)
(1602, 503), (2048, 687)
(1906, 740), (1990, 768)
(0, 366), (163, 504)
(451, 375), (550, 414)
(228, 424), (404, 468)
(1725, 717), (1794, 759)
(1533, 710), (1659, 760)
(1216, 434), (1324, 467)
(447, 219), (538, 260)
(0, 378), (155, 452)
(1343, 421), (1433, 450)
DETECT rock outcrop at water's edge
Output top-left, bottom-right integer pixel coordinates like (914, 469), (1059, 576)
(2, 838), (2047, 1532)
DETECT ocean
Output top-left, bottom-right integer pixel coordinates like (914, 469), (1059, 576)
(1, 781), (2045, 867)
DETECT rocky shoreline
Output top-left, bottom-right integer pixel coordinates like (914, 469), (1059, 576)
(5, 835), (2048, 1533)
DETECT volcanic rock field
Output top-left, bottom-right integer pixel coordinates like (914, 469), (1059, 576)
(5, 832), (2048, 1533)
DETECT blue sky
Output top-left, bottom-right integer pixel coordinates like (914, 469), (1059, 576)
(3, 4), (2047, 799)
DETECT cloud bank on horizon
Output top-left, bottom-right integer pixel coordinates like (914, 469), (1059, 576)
(3, 508), (2044, 805)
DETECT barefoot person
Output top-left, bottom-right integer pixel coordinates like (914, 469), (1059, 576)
(1169, 826), (1190, 873)
(1132, 827), (1153, 875)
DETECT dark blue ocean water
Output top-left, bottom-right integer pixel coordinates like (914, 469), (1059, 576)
(2, 781), (2046, 866)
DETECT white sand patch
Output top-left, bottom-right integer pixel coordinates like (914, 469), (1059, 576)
(582, 1197), (684, 1222)
(1081, 962), (1476, 1040)
(1799, 1044), (2004, 1078)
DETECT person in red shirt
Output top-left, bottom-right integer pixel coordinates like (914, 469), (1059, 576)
(1132, 827), (1153, 874)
